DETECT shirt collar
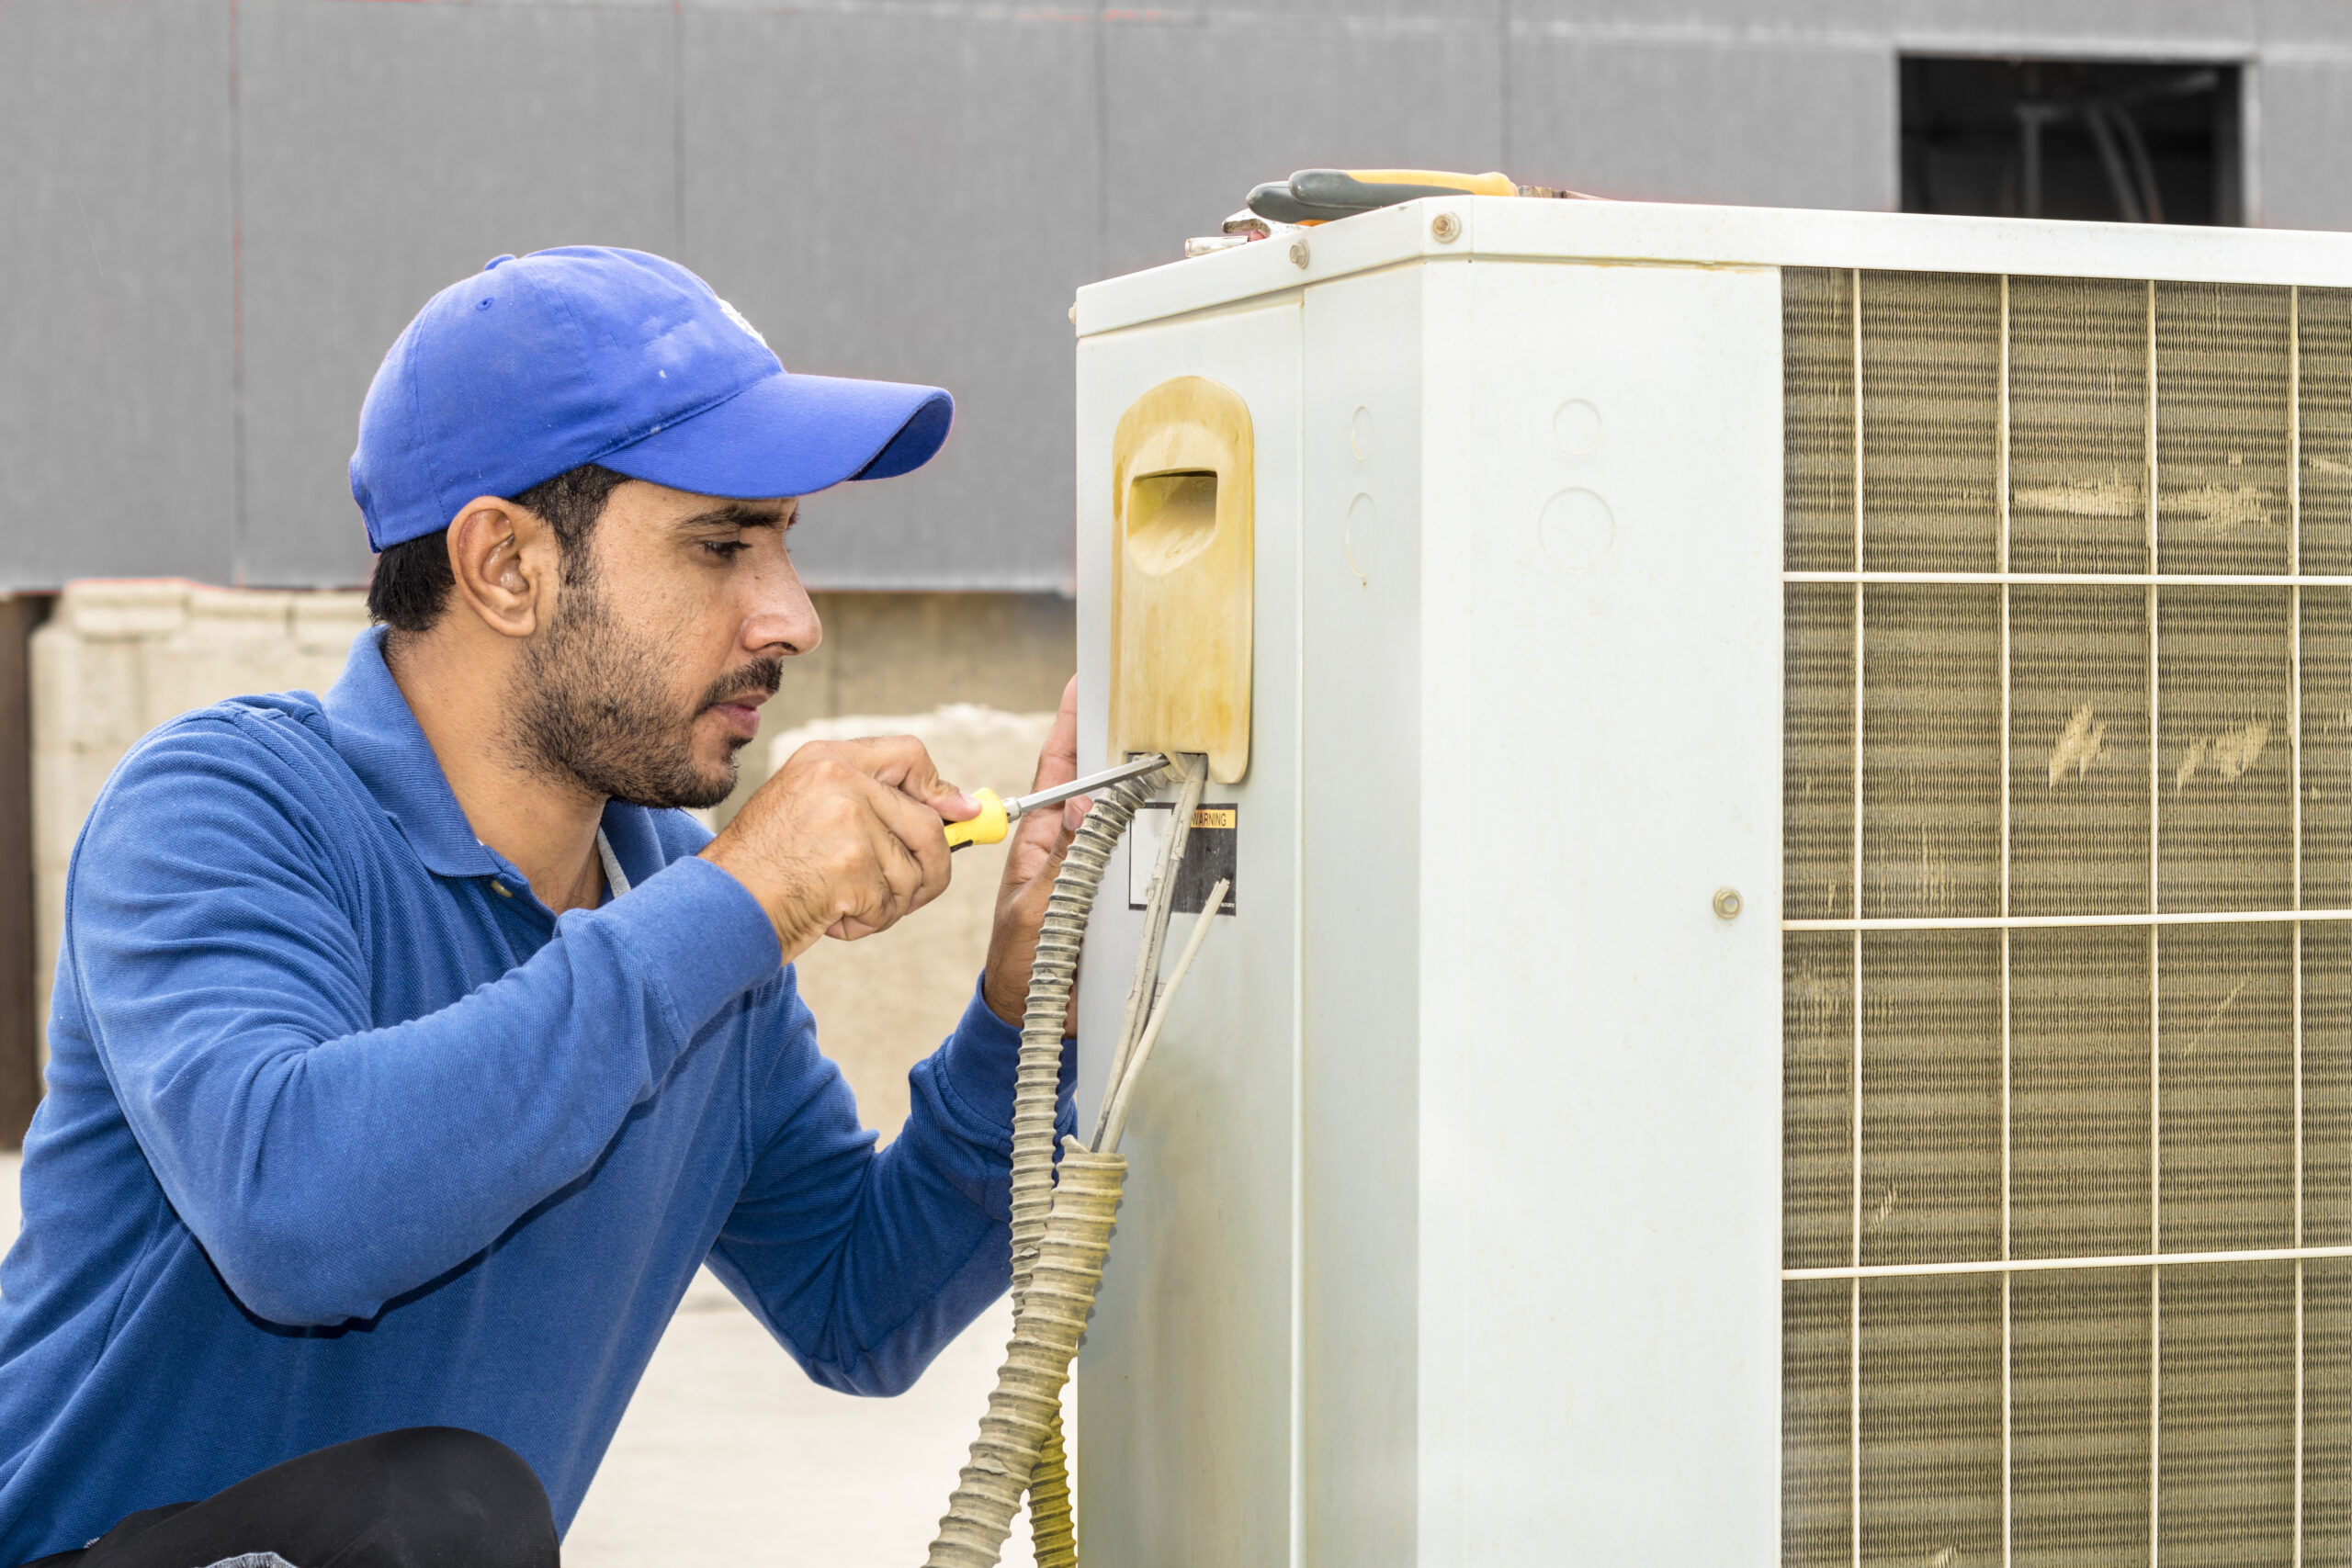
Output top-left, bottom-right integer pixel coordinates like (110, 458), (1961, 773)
(595, 799), (667, 893)
(323, 626), (502, 879)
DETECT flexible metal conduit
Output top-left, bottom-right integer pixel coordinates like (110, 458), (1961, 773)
(922, 766), (1164, 1568)
(925, 758), (1224, 1568)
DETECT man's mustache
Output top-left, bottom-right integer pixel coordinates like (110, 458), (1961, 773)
(698, 658), (784, 712)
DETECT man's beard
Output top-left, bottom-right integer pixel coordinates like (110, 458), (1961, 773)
(510, 573), (781, 811)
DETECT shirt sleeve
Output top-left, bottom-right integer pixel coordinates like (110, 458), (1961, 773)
(63, 716), (783, 1327)
(705, 976), (1077, 1397)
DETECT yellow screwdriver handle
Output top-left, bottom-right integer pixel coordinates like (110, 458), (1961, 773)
(1340, 168), (1519, 197)
(944, 788), (1011, 851)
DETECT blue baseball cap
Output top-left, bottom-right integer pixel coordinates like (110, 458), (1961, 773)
(349, 246), (954, 551)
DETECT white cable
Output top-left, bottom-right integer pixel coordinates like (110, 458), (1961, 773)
(1097, 877), (1228, 1155)
(1100, 758), (1209, 1134)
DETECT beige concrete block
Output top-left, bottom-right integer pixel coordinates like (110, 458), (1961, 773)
(31, 743), (117, 1066)
(291, 593), (373, 654)
(34, 624), (150, 754)
(30, 747), (107, 878)
(26, 624), (77, 755)
(766, 706), (1056, 1141)
(813, 592), (1074, 719)
(59, 580), (190, 640)
(153, 591), (295, 727)
(284, 597), (370, 697)
(275, 654), (347, 703)
(185, 585), (295, 636)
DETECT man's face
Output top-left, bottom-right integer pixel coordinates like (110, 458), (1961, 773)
(511, 480), (820, 809)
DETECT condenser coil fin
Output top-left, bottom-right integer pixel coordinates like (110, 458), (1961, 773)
(1781, 267), (2352, 1562)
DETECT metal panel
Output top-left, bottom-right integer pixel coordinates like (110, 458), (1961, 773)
(1098, 28), (1504, 281)
(1073, 301), (1301, 1568)
(1083, 198), (2352, 341)
(1506, 37), (1898, 210)
(1514, 0), (1881, 24)
(1300, 266), (1424, 1567)
(1417, 258), (1785, 1562)
(1111, 0), (1498, 19)
(0, 0), (236, 588)
(2257, 63), (2352, 235)
(1886, 0), (2257, 52)
(235, 0), (680, 588)
(1504, 0), (1885, 82)
(681, 8), (1096, 592)
(2262, 0), (2352, 47)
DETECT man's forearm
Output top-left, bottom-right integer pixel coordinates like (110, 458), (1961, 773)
(707, 980), (1075, 1395)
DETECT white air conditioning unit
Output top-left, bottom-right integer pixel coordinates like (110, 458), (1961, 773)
(1064, 201), (2352, 1566)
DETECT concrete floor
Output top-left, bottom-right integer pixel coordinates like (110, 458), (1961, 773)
(0, 1154), (1046, 1567)
(564, 1273), (1039, 1568)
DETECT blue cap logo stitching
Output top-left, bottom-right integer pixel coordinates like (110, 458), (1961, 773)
(716, 297), (768, 349)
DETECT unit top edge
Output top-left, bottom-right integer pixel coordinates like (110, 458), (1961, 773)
(1072, 197), (2352, 338)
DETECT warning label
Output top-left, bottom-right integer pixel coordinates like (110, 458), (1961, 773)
(1127, 802), (1238, 915)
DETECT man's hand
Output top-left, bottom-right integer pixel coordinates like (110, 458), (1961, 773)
(701, 736), (974, 964)
(982, 677), (1089, 1030)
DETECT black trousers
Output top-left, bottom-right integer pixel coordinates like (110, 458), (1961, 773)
(24, 1427), (559, 1568)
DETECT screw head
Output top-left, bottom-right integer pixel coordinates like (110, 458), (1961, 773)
(1289, 240), (1310, 269)
(1430, 211), (1461, 243)
(1713, 886), (1743, 921)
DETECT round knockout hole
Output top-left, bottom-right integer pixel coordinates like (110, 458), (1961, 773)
(1713, 886), (1743, 921)
(1538, 487), (1615, 572)
(1555, 398), (1601, 456)
(1343, 492), (1377, 587)
(1349, 406), (1373, 463)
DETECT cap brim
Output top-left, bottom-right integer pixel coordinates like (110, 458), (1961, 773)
(596, 370), (953, 499)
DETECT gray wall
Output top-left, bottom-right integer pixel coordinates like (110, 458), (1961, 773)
(5, 0), (2352, 592)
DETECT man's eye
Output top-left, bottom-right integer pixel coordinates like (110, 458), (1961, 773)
(702, 539), (750, 559)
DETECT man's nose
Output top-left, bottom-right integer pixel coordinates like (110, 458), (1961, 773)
(743, 575), (821, 658)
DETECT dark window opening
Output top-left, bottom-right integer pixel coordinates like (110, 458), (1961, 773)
(1901, 57), (2243, 226)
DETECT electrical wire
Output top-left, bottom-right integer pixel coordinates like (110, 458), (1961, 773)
(1101, 758), (1209, 1118)
(1096, 881), (1227, 1155)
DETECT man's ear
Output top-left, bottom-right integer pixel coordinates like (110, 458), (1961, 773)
(445, 496), (559, 639)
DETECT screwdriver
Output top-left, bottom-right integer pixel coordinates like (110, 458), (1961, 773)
(1246, 168), (1519, 225)
(944, 754), (1170, 850)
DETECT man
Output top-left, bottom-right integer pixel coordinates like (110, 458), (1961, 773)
(0, 247), (1083, 1564)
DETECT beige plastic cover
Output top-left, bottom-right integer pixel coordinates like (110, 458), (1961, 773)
(1107, 376), (1253, 783)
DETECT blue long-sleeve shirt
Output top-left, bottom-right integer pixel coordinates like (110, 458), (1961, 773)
(0, 626), (1055, 1563)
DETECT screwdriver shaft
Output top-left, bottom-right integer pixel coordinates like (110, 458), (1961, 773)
(1005, 754), (1170, 821)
